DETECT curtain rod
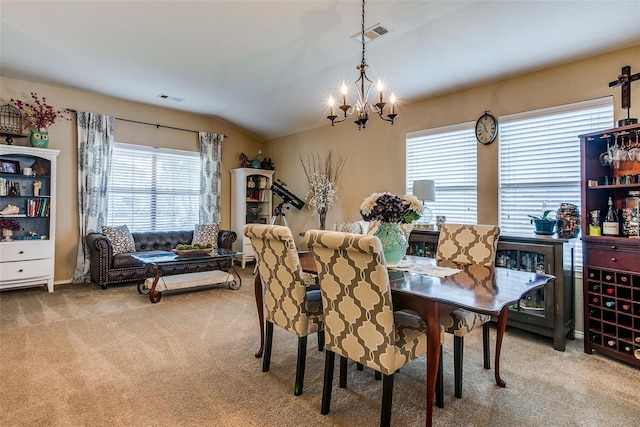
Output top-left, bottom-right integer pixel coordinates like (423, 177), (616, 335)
(66, 109), (228, 138)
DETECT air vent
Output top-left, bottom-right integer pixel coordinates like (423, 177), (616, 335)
(351, 23), (389, 43)
(157, 93), (184, 102)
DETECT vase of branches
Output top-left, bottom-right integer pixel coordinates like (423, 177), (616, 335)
(300, 151), (345, 230)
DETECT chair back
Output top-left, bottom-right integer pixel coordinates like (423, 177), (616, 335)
(244, 224), (321, 337)
(436, 224), (500, 267)
(305, 230), (401, 375)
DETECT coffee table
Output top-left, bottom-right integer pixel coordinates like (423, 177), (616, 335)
(133, 248), (242, 303)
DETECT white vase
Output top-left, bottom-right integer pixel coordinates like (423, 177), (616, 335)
(2, 229), (14, 242)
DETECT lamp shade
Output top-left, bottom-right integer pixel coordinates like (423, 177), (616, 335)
(413, 180), (435, 202)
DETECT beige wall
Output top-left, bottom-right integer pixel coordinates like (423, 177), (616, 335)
(1, 76), (263, 283)
(2, 45), (638, 288)
(265, 45), (640, 249)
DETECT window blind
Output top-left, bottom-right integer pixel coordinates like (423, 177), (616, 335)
(498, 97), (614, 267)
(406, 122), (477, 223)
(107, 143), (200, 232)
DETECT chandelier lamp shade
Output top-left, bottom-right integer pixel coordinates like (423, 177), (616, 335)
(326, 0), (398, 130)
(412, 179), (436, 224)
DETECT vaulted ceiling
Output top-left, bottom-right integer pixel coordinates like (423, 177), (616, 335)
(2, 1), (640, 140)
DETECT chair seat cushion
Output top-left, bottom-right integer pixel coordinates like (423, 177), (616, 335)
(303, 289), (323, 334)
(440, 309), (491, 338)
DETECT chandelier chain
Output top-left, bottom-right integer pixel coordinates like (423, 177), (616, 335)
(361, 0), (366, 67)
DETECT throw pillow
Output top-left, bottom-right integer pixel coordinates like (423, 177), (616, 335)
(192, 223), (219, 249)
(101, 225), (136, 255)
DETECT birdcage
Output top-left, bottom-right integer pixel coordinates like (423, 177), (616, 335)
(0, 104), (24, 144)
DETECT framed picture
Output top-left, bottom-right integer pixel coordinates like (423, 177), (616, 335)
(0, 159), (20, 174)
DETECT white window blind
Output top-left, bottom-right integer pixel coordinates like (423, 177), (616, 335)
(498, 97), (613, 235)
(406, 123), (477, 224)
(107, 143), (200, 232)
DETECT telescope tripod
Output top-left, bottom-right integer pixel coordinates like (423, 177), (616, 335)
(270, 201), (290, 228)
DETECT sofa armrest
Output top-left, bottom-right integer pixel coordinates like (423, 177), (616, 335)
(218, 229), (237, 250)
(86, 232), (113, 288)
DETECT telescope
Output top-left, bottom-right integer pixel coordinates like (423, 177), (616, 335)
(270, 180), (305, 210)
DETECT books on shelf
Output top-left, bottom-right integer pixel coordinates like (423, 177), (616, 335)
(246, 189), (267, 202)
(26, 198), (50, 217)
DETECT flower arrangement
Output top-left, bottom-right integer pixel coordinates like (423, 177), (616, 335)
(0, 218), (21, 231)
(360, 192), (423, 224)
(11, 92), (68, 130)
(300, 151), (346, 229)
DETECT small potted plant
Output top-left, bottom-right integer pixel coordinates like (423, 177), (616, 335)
(528, 210), (557, 235)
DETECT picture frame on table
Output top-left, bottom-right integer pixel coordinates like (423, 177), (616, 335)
(0, 160), (20, 174)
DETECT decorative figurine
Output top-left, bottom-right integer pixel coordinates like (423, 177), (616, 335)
(33, 179), (41, 196)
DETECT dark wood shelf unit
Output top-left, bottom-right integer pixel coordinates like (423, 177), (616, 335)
(408, 230), (576, 351)
(580, 123), (640, 367)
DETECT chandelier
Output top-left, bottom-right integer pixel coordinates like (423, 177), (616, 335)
(326, 0), (397, 130)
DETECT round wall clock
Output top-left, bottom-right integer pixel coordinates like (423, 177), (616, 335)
(475, 112), (498, 145)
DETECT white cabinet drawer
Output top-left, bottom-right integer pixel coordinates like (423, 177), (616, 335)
(0, 240), (52, 262)
(0, 258), (53, 282)
(242, 237), (255, 257)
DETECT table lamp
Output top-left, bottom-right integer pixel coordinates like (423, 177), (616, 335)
(413, 179), (435, 229)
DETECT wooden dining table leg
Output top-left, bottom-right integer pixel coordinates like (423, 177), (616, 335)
(254, 272), (265, 358)
(494, 306), (509, 387)
(423, 301), (440, 427)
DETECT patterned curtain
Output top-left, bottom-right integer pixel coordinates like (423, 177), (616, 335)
(199, 132), (224, 224)
(71, 112), (115, 283)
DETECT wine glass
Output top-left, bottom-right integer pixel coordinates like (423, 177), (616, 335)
(599, 139), (612, 166)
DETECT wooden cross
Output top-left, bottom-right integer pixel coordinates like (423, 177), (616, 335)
(609, 65), (640, 116)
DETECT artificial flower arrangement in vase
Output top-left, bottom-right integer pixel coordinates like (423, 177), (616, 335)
(300, 151), (346, 230)
(360, 192), (423, 264)
(11, 92), (68, 148)
(0, 218), (21, 242)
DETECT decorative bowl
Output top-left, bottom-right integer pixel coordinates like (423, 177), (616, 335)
(247, 207), (262, 215)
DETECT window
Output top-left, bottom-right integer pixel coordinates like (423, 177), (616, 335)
(499, 97), (614, 267)
(498, 97), (613, 234)
(107, 143), (200, 232)
(406, 123), (477, 223)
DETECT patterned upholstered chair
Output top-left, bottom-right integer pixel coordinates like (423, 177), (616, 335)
(305, 230), (440, 426)
(243, 224), (324, 396)
(436, 223), (500, 399)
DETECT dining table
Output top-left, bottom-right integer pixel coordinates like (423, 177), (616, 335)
(252, 253), (555, 427)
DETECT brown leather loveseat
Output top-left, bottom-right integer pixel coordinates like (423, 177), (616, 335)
(85, 229), (237, 289)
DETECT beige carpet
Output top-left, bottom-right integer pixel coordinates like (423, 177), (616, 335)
(1, 266), (638, 427)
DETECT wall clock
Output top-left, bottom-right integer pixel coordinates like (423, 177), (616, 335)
(475, 111), (498, 145)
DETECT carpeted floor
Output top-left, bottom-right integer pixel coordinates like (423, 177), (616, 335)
(1, 266), (638, 427)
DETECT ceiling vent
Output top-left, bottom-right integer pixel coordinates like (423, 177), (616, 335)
(157, 93), (184, 102)
(351, 23), (389, 43)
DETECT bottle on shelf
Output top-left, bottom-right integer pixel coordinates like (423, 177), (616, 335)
(602, 197), (620, 237)
(605, 301), (615, 309)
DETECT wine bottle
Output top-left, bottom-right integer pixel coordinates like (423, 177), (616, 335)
(602, 197), (620, 236)
(605, 301), (615, 308)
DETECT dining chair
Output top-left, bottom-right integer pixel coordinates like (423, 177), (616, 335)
(243, 224), (324, 396)
(305, 229), (441, 426)
(436, 223), (500, 399)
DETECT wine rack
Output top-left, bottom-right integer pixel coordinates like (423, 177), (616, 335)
(585, 265), (639, 365)
(580, 122), (640, 367)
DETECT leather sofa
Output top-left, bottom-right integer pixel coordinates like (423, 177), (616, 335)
(85, 229), (237, 289)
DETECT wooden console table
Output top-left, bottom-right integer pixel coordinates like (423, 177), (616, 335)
(409, 230), (576, 351)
